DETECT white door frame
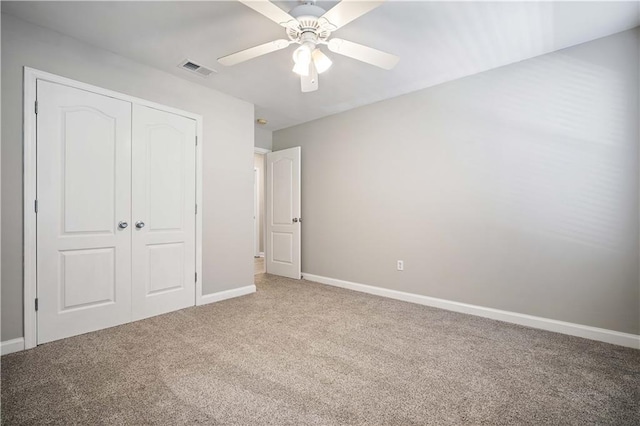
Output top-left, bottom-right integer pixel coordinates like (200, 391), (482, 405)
(254, 168), (260, 257)
(254, 147), (270, 262)
(23, 67), (204, 350)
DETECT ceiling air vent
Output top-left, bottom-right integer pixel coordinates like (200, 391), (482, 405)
(178, 59), (216, 78)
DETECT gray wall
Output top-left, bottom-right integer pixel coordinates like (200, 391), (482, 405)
(274, 29), (640, 335)
(1, 14), (255, 341)
(255, 127), (273, 150)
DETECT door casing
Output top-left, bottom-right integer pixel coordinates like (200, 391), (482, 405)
(254, 168), (260, 257)
(255, 147), (270, 262)
(23, 67), (204, 350)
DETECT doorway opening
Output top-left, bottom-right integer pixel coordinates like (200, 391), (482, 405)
(254, 149), (267, 275)
(254, 145), (301, 279)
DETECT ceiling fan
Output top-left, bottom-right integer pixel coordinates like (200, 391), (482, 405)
(218, 0), (399, 92)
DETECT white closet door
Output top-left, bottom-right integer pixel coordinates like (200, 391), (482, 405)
(131, 105), (197, 320)
(266, 147), (301, 279)
(37, 80), (132, 344)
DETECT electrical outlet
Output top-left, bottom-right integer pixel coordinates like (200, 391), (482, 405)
(397, 260), (404, 271)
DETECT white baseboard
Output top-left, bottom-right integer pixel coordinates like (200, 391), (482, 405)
(197, 285), (256, 306)
(3, 287), (257, 354)
(1, 338), (25, 355)
(302, 273), (640, 349)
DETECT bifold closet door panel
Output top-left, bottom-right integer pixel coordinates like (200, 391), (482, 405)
(131, 105), (197, 320)
(36, 80), (133, 344)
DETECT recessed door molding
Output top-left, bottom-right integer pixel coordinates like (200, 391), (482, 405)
(23, 67), (204, 349)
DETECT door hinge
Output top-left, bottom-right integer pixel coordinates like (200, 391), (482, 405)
(195, 136), (198, 146)
(195, 272), (197, 282)
(35, 101), (38, 115)
(34, 200), (38, 213)
(195, 204), (198, 214)
(35, 298), (39, 311)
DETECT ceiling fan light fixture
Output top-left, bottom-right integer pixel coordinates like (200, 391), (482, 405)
(312, 49), (332, 74)
(292, 61), (310, 76)
(292, 44), (313, 76)
(221, 0), (398, 93)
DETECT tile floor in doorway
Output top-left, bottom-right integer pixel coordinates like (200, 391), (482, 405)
(254, 257), (265, 275)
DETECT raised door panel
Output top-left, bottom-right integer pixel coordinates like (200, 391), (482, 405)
(148, 125), (185, 232)
(36, 80), (132, 344)
(271, 232), (293, 264)
(132, 105), (196, 320)
(272, 158), (293, 226)
(62, 108), (116, 234)
(60, 248), (115, 311)
(147, 243), (185, 295)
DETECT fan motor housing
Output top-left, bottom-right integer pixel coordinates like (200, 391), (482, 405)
(287, 17), (331, 43)
(286, 2), (333, 43)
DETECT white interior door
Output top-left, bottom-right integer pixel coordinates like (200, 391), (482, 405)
(37, 80), (133, 344)
(266, 147), (301, 279)
(131, 105), (197, 320)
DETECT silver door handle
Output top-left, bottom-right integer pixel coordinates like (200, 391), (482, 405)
(135, 221), (145, 229)
(118, 221), (128, 229)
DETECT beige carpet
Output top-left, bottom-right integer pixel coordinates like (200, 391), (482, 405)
(2, 273), (639, 425)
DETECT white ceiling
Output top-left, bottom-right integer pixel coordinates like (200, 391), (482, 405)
(3, 1), (639, 130)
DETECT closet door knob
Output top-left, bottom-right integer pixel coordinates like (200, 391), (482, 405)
(135, 221), (145, 229)
(118, 221), (128, 229)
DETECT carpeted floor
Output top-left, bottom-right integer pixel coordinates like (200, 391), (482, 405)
(2, 273), (639, 425)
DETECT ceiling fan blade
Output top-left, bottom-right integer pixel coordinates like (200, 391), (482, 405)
(301, 62), (319, 93)
(327, 38), (399, 70)
(238, 0), (296, 27)
(319, 0), (384, 30)
(218, 39), (291, 66)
